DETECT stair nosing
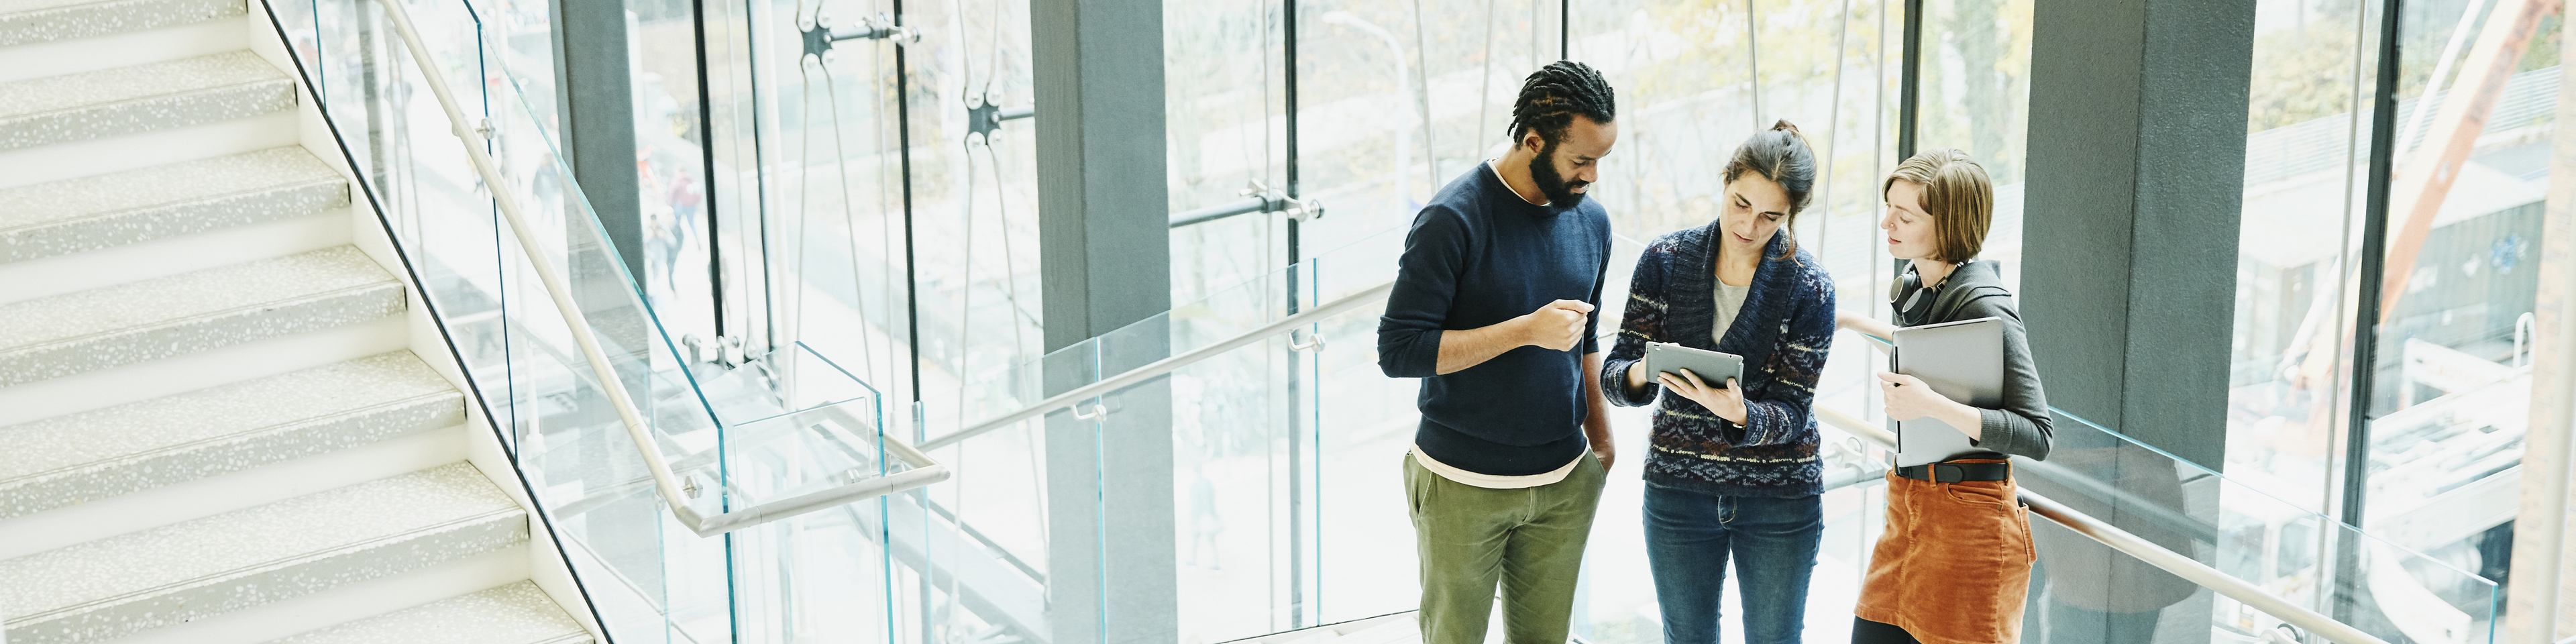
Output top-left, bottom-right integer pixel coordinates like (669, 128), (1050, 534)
(0, 278), (401, 358)
(15, 505), (527, 625)
(0, 76), (291, 123)
(0, 175), (344, 237)
(0, 389), (464, 506)
(0, 0), (246, 48)
(262, 580), (594, 644)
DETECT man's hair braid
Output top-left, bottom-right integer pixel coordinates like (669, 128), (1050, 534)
(1505, 60), (1617, 146)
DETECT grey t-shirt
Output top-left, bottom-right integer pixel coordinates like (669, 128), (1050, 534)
(1711, 280), (1751, 345)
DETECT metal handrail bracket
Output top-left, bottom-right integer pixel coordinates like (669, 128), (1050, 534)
(922, 280), (1395, 451)
(1814, 407), (2394, 644)
(368, 0), (941, 538)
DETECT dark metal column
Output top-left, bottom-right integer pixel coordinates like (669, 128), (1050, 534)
(2024, 0), (2251, 470)
(1032, 0), (1175, 641)
(552, 0), (646, 281)
(2021, 3), (2253, 643)
(2331, 0), (2404, 629)
(1895, 0), (1921, 161)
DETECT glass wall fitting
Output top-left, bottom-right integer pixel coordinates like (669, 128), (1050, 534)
(735, 0), (1044, 449)
(1908, 0), (2029, 289)
(2215, 0), (2555, 615)
(1166, 0), (1290, 305)
(2348, 0), (2551, 616)
(623, 0), (726, 347)
(2225, 0), (2546, 633)
(2235, 0), (2379, 519)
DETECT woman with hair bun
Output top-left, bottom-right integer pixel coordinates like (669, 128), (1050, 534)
(1601, 121), (1838, 644)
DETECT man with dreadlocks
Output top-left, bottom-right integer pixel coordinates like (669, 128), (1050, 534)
(1377, 60), (1620, 644)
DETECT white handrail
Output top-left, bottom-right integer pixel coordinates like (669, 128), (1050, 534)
(1813, 407), (2394, 644)
(920, 280), (1397, 451)
(368, 0), (941, 537)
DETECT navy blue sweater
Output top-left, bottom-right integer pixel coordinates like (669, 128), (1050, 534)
(1601, 225), (1837, 497)
(1377, 164), (1612, 476)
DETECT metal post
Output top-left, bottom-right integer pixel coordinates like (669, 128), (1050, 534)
(2023, 0), (2255, 639)
(2333, 0), (2403, 626)
(1283, 0), (1308, 627)
(896, 0), (924, 436)
(691, 0), (724, 338)
(1896, 0), (1921, 160)
(552, 0), (646, 282)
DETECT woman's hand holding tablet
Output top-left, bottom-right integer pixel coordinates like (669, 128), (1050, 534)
(1645, 342), (1750, 424)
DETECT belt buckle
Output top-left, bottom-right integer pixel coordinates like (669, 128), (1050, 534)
(1933, 463), (1962, 484)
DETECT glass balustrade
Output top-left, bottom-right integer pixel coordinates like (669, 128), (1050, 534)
(892, 230), (1914, 644)
(1833, 332), (2502, 644)
(2010, 409), (2498, 644)
(256, 0), (918, 641)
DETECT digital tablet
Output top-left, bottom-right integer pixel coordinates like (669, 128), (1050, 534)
(1644, 342), (1746, 389)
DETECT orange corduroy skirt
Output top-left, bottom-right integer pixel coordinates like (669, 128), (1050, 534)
(1852, 460), (2037, 644)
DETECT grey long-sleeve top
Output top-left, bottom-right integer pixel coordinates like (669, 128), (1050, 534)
(1894, 259), (2053, 461)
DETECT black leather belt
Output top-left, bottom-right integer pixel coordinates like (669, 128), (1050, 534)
(1894, 462), (2011, 483)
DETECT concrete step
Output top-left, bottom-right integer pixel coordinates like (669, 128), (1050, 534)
(0, 352), (463, 521)
(0, 462), (527, 644)
(0, 147), (345, 264)
(0, 0), (243, 48)
(0, 245), (403, 386)
(265, 581), (592, 644)
(0, 50), (292, 152)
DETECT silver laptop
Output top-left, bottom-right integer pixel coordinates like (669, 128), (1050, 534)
(1888, 317), (2004, 467)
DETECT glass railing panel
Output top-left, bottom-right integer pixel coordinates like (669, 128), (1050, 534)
(1302, 254), (1424, 630)
(1161, 267), (1319, 642)
(908, 230), (1409, 640)
(724, 496), (898, 644)
(898, 328), (1094, 644)
(2019, 411), (2500, 644)
(1819, 330), (2498, 644)
(475, 49), (747, 644)
(707, 343), (888, 507)
(263, 0), (723, 639)
(720, 360), (900, 644)
(261, 0), (969, 641)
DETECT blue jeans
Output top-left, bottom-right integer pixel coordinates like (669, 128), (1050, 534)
(1645, 484), (1824, 644)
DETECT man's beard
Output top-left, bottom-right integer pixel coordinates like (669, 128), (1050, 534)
(1527, 140), (1589, 208)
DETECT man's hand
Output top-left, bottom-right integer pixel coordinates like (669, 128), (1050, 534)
(1519, 299), (1595, 351)
(1582, 352), (1615, 471)
(1658, 369), (1748, 425)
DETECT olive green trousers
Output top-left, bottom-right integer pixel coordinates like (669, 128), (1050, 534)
(1405, 451), (1607, 644)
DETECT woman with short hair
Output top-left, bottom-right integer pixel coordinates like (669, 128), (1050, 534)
(1841, 148), (2055, 644)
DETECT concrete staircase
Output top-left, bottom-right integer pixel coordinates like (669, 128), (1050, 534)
(0, 1), (594, 642)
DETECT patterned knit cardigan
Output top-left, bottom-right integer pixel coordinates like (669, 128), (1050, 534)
(1600, 224), (1837, 498)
